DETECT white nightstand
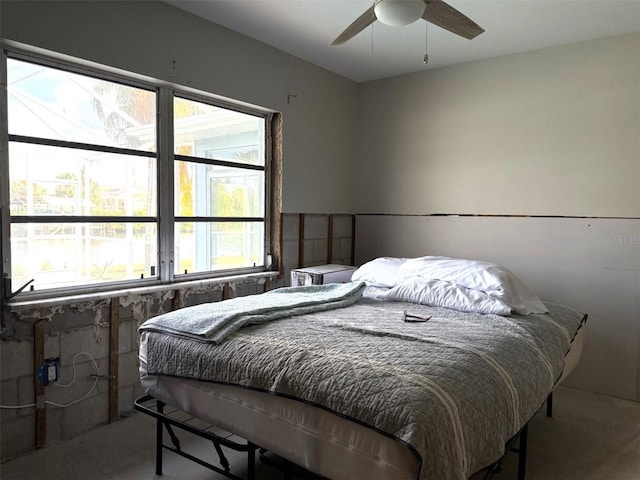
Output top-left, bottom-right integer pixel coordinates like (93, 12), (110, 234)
(290, 264), (357, 286)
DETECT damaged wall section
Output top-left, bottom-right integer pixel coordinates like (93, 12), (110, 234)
(0, 274), (274, 461)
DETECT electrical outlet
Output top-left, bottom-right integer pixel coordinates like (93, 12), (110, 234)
(47, 364), (57, 383)
(38, 357), (60, 385)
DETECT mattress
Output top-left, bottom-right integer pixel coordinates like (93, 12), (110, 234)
(139, 305), (585, 480)
(140, 334), (419, 479)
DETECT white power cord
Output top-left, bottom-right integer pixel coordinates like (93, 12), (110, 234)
(0, 351), (102, 409)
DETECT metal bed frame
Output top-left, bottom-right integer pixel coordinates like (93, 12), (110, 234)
(134, 392), (557, 480)
(135, 395), (259, 480)
(478, 423), (528, 480)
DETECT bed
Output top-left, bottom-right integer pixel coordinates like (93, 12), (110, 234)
(137, 256), (587, 480)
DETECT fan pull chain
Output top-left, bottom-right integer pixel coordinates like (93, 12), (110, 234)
(371, 16), (375, 61)
(424, 9), (429, 64)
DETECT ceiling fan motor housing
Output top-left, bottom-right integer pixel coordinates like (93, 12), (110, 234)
(374, 0), (426, 27)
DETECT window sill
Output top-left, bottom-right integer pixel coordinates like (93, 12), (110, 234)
(6, 271), (279, 313)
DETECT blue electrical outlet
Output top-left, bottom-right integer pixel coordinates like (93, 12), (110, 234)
(38, 357), (60, 385)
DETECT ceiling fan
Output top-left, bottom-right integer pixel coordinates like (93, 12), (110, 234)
(331, 0), (484, 46)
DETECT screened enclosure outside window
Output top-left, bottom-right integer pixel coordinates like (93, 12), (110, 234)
(174, 97), (266, 275)
(1, 50), (272, 297)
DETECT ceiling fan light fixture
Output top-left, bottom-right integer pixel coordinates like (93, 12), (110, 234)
(374, 0), (425, 27)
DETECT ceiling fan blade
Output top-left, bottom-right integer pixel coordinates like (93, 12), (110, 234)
(331, 5), (377, 46)
(424, 0), (484, 40)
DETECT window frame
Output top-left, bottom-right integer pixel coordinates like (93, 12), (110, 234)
(0, 44), (274, 301)
(171, 92), (269, 279)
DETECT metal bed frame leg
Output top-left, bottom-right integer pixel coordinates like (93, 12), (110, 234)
(481, 421), (529, 480)
(156, 400), (165, 475)
(517, 424), (528, 480)
(546, 392), (553, 417)
(247, 445), (256, 480)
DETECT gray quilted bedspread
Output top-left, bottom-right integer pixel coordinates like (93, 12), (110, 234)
(143, 296), (586, 480)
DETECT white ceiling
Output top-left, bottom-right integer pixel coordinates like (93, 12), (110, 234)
(164, 0), (640, 83)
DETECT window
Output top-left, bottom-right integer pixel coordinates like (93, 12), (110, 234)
(1, 48), (273, 298)
(173, 97), (266, 276)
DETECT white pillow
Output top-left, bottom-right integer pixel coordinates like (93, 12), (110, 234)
(397, 256), (547, 315)
(380, 277), (513, 316)
(351, 257), (408, 288)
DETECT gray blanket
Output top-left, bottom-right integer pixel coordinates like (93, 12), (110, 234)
(139, 281), (365, 344)
(142, 296), (586, 480)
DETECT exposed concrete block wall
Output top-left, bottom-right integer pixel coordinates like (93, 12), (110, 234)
(331, 215), (355, 266)
(303, 215), (330, 265)
(280, 213), (355, 282)
(281, 214), (302, 276)
(1, 337), (37, 458)
(0, 278), (270, 462)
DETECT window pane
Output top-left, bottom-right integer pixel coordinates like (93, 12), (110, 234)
(174, 97), (264, 166)
(7, 58), (156, 151)
(175, 161), (263, 217)
(10, 223), (157, 292)
(9, 142), (156, 216)
(175, 222), (264, 274)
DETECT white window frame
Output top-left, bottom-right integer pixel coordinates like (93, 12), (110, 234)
(0, 43), (273, 301)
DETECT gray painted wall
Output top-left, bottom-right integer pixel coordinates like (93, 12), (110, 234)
(355, 33), (640, 401)
(356, 33), (639, 217)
